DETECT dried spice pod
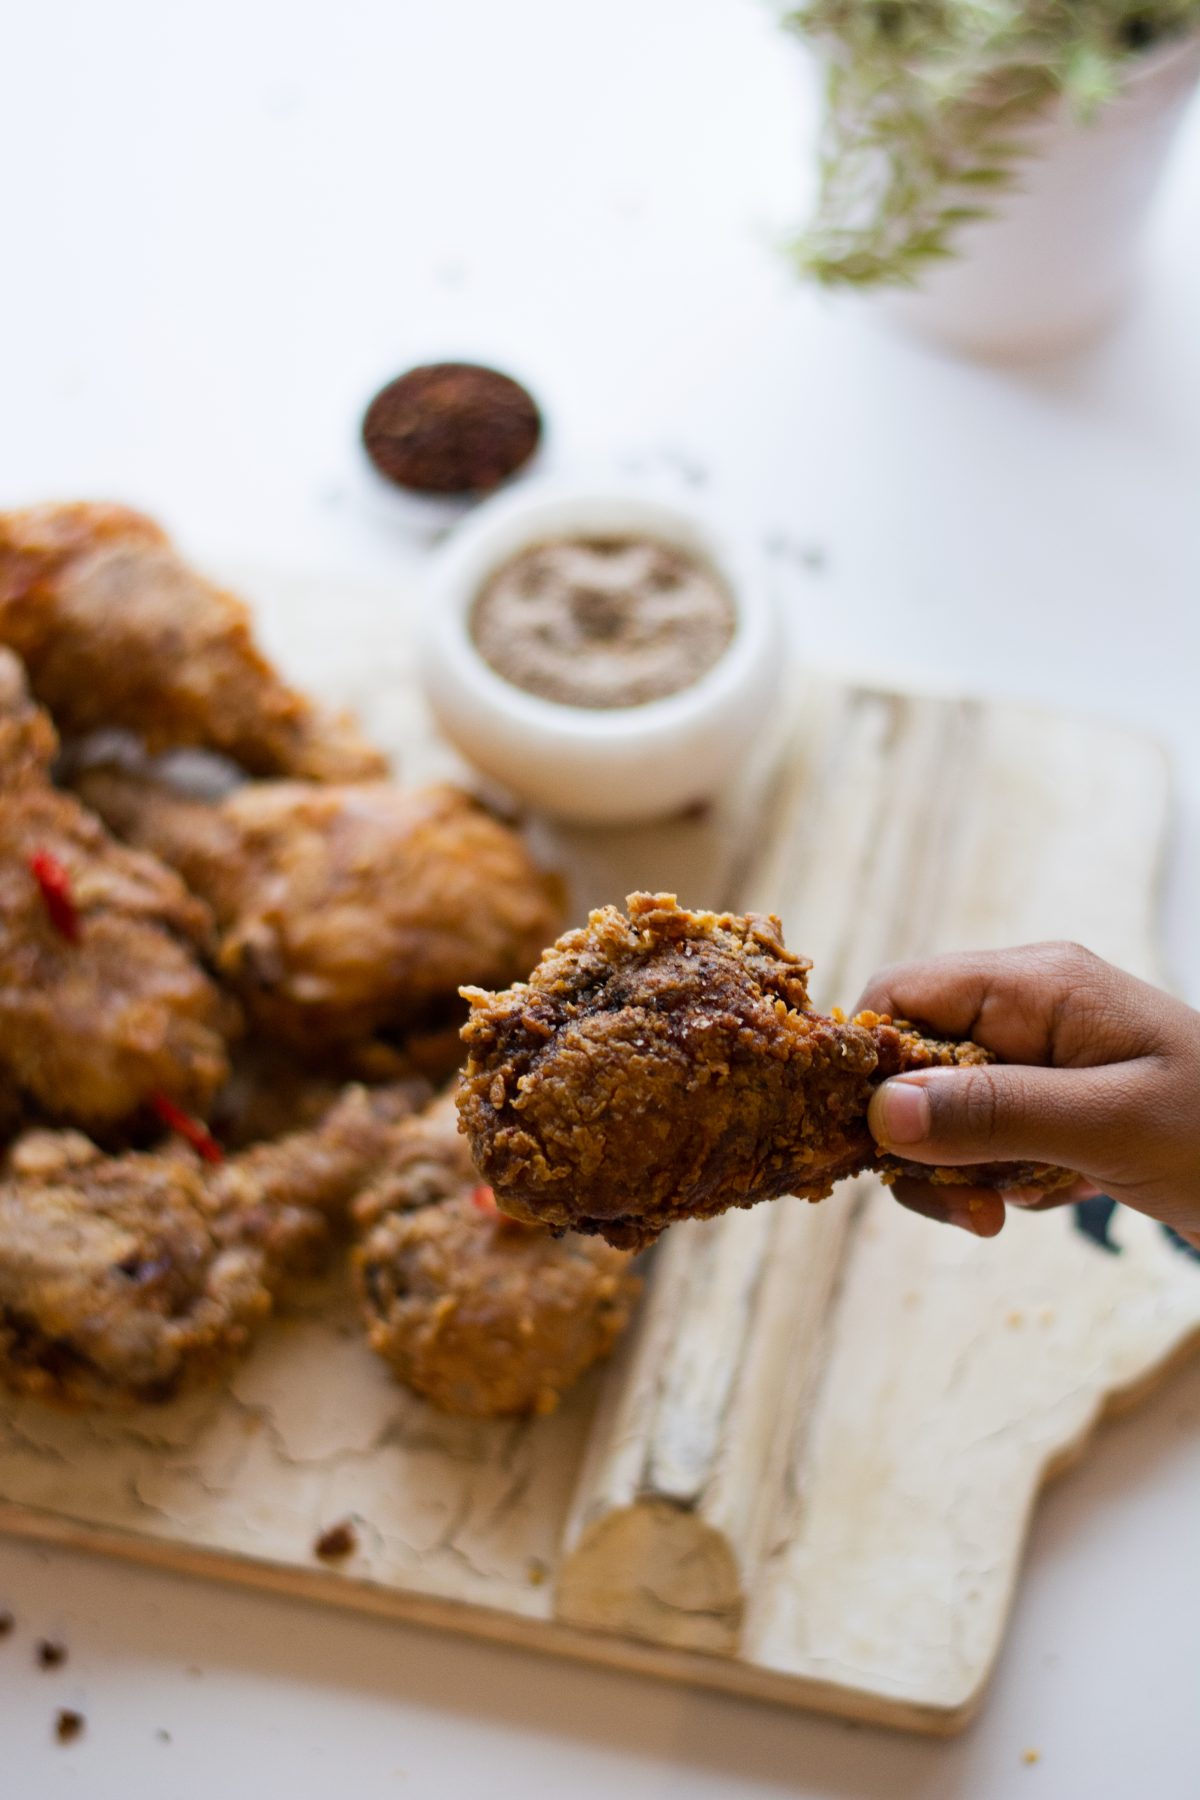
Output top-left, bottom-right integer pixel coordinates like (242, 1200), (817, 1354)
(362, 362), (541, 495)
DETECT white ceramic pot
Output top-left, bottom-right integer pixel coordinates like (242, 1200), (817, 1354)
(883, 31), (1200, 359)
(419, 478), (780, 826)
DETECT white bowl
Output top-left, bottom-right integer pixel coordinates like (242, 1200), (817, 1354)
(418, 478), (780, 826)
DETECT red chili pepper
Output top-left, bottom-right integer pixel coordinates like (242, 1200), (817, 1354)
(470, 1183), (534, 1231)
(28, 850), (81, 942)
(150, 1093), (224, 1164)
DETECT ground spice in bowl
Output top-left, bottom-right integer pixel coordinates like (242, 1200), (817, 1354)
(469, 535), (735, 710)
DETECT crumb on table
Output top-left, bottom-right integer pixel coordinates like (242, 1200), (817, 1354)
(314, 1519), (358, 1562)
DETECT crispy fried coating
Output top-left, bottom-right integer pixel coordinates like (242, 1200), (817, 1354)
(75, 767), (564, 1051)
(0, 1082), (424, 1406)
(458, 894), (1076, 1249)
(0, 503), (385, 781)
(0, 645), (57, 780)
(0, 651), (236, 1127)
(353, 1089), (482, 1218)
(353, 1092), (639, 1416)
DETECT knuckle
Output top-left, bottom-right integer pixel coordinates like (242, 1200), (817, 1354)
(1041, 939), (1103, 983)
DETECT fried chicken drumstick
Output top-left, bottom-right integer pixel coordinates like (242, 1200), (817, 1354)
(0, 503), (384, 781)
(353, 1090), (639, 1416)
(75, 766), (563, 1051)
(459, 894), (1076, 1250)
(0, 650), (236, 1127)
(0, 1082), (423, 1406)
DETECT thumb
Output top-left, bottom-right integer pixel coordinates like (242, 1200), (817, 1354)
(867, 1060), (1149, 1183)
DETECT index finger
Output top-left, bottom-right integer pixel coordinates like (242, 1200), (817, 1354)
(855, 942), (1131, 1067)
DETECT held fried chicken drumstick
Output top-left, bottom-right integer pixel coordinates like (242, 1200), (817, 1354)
(74, 765), (563, 1052)
(0, 503), (384, 781)
(352, 1089), (639, 1416)
(0, 650), (236, 1128)
(458, 894), (1076, 1250)
(0, 1082), (424, 1406)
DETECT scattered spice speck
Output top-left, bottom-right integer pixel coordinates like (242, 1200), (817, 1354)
(156, 1728), (172, 1744)
(314, 1519), (358, 1563)
(55, 1709), (85, 1744)
(527, 1559), (548, 1588)
(764, 533), (828, 573)
(660, 448), (709, 488)
(0, 1609), (14, 1637)
(1006, 1310), (1025, 1328)
(1022, 1748), (1041, 1766)
(37, 1639), (67, 1669)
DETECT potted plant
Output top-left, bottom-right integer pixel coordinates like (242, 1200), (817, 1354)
(784, 1), (1200, 356)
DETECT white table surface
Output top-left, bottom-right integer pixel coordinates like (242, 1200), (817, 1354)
(2, 3), (1199, 1794)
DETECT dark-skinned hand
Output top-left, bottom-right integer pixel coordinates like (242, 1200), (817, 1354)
(859, 942), (1200, 1248)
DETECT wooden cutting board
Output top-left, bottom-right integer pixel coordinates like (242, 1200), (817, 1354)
(0, 568), (1196, 1734)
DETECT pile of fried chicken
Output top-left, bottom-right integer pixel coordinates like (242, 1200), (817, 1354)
(0, 502), (1071, 1422)
(0, 502), (638, 1414)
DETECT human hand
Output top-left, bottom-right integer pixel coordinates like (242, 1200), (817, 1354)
(859, 943), (1200, 1245)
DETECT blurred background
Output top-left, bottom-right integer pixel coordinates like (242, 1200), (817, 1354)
(2, 3), (1199, 1795)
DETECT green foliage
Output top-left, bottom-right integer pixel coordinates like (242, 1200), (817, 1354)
(784, 1), (1200, 285)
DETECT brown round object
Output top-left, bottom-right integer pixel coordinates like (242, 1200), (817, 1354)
(362, 363), (541, 495)
(354, 1193), (639, 1417)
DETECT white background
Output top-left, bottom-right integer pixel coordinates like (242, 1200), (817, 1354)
(2, 2), (1199, 1794)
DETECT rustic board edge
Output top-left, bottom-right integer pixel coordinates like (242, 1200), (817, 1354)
(3, 1319), (1196, 1737)
(0, 1500), (975, 1733)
